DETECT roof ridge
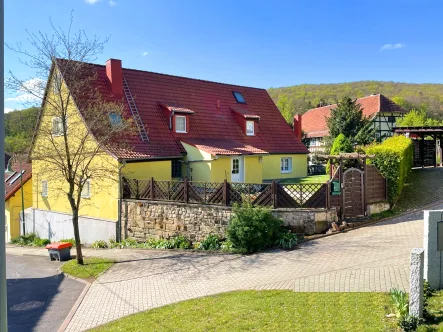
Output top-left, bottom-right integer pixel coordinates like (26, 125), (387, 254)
(83, 60), (267, 91)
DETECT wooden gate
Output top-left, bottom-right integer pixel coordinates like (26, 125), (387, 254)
(343, 168), (364, 219)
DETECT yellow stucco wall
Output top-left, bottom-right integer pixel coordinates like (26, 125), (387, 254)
(123, 161), (172, 181)
(32, 68), (120, 221)
(5, 178), (33, 241)
(210, 157), (231, 182)
(262, 154), (308, 180)
(244, 156), (263, 183)
(182, 142), (212, 182)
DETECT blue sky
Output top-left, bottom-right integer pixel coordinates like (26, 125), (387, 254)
(4, 0), (443, 112)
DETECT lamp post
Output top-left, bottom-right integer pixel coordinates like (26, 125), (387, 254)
(1, 0), (8, 329)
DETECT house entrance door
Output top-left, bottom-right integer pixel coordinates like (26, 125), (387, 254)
(231, 157), (244, 182)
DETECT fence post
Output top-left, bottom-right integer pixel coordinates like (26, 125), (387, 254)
(223, 179), (228, 206)
(385, 177), (388, 201)
(271, 181), (278, 209)
(325, 183), (329, 209)
(184, 178), (189, 203)
(135, 179), (139, 199)
(150, 177), (154, 200)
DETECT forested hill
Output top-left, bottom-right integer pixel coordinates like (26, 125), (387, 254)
(268, 81), (443, 120)
(5, 106), (40, 154)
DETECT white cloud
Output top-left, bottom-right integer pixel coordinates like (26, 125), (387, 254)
(85, 0), (101, 4)
(142, 51), (148, 56)
(109, 0), (117, 6)
(4, 108), (13, 113)
(380, 43), (406, 51)
(5, 78), (45, 103)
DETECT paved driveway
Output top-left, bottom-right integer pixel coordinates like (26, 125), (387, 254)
(7, 254), (85, 332)
(65, 206), (430, 332)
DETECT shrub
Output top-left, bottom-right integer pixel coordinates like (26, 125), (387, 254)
(276, 232), (298, 250)
(398, 315), (421, 332)
(326, 134), (354, 174)
(59, 238), (77, 246)
(11, 233), (50, 247)
(198, 234), (221, 251)
(91, 240), (108, 249)
(227, 203), (284, 253)
(365, 135), (413, 204)
(169, 235), (192, 249)
(220, 240), (234, 252)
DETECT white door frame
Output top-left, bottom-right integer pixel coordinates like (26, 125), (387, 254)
(231, 156), (244, 182)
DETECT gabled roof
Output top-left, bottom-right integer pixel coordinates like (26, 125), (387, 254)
(59, 59), (308, 159)
(302, 94), (407, 138)
(230, 107), (261, 120)
(5, 161), (32, 201)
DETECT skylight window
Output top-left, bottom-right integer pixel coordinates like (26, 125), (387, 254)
(8, 170), (25, 185)
(5, 171), (16, 183)
(233, 91), (246, 104)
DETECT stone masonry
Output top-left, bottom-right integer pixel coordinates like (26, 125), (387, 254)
(121, 200), (338, 242)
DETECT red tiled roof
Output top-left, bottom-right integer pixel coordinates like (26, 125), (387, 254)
(302, 94), (407, 138)
(61, 59), (308, 159)
(160, 103), (195, 114)
(5, 161), (32, 201)
(182, 138), (268, 156)
(230, 107), (261, 120)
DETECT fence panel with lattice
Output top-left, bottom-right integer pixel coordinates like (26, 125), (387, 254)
(279, 183), (326, 208)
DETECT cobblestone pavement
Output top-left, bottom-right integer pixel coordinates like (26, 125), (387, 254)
(65, 206), (433, 331)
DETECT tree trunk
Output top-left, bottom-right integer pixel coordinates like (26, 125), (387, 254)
(72, 208), (84, 265)
(72, 208), (83, 265)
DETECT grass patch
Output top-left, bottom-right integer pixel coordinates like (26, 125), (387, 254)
(279, 174), (329, 184)
(90, 290), (396, 332)
(417, 289), (443, 330)
(61, 257), (114, 280)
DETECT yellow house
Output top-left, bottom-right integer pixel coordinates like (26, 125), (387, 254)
(4, 160), (32, 242)
(29, 58), (308, 243)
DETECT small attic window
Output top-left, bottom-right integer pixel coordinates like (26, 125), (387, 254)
(233, 91), (246, 104)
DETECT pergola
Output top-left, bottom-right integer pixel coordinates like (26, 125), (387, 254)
(393, 126), (443, 168)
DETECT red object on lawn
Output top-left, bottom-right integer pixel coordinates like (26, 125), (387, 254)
(45, 242), (72, 250)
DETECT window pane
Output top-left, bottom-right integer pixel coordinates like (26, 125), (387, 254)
(246, 121), (254, 135)
(175, 116), (186, 132)
(81, 181), (90, 197)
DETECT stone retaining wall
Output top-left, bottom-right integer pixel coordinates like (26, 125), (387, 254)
(121, 200), (338, 242)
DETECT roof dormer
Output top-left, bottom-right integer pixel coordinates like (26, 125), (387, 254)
(231, 107), (260, 136)
(160, 103), (194, 134)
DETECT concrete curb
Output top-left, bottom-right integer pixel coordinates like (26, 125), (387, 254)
(57, 273), (91, 332)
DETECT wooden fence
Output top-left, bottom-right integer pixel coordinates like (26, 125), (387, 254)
(122, 178), (328, 209)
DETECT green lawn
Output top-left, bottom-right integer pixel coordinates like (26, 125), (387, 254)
(279, 174), (329, 184)
(90, 291), (396, 332)
(61, 257), (114, 280)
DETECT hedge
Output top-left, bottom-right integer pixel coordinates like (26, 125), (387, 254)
(365, 135), (413, 204)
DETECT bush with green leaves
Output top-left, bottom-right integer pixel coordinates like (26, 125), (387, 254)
(326, 133), (354, 174)
(11, 233), (50, 247)
(398, 315), (421, 332)
(276, 232), (298, 250)
(91, 240), (108, 249)
(198, 234), (221, 251)
(227, 203), (284, 253)
(365, 135), (413, 204)
(59, 238), (76, 246)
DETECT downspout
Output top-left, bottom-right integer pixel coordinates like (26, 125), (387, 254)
(117, 160), (126, 242)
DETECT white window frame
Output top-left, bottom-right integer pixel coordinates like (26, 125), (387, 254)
(81, 180), (91, 198)
(246, 121), (255, 136)
(52, 116), (64, 136)
(41, 180), (48, 197)
(280, 157), (292, 174)
(175, 115), (187, 133)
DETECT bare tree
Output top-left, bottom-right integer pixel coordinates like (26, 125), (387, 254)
(6, 13), (134, 264)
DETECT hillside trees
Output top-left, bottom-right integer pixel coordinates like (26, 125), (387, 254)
(4, 107), (40, 154)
